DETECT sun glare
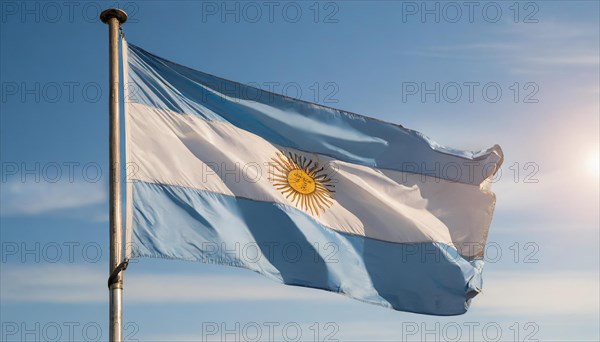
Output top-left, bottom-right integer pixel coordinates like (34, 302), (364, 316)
(586, 151), (600, 178)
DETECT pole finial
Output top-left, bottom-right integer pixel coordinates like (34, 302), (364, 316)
(100, 8), (128, 24)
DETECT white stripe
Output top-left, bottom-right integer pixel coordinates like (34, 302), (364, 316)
(126, 103), (495, 257)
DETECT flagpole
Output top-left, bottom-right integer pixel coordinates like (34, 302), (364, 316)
(100, 8), (128, 342)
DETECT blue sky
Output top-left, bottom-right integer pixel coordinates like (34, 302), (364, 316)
(1, 1), (599, 341)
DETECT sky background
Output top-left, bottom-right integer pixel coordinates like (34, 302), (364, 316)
(1, 0), (599, 341)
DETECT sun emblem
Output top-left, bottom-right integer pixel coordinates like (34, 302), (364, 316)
(268, 151), (335, 216)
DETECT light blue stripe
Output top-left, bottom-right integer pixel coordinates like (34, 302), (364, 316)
(126, 44), (503, 185)
(130, 180), (484, 315)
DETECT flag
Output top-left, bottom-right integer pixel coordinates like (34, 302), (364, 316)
(123, 40), (503, 315)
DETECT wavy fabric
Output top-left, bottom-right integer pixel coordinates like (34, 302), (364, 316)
(130, 180), (483, 316)
(126, 43), (503, 185)
(123, 39), (502, 315)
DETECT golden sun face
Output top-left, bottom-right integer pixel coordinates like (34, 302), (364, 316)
(269, 151), (335, 216)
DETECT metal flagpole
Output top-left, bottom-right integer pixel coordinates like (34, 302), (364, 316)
(100, 8), (128, 342)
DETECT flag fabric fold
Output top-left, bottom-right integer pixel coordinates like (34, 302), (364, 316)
(123, 40), (503, 315)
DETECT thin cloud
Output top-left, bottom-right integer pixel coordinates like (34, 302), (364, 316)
(0, 264), (339, 304)
(0, 180), (106, 216)
(411, 20), (599, 69)
(476, 271), (600, 315)
(3, 265), (598, 317)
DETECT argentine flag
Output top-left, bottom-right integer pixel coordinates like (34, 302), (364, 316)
(123, 40), (503, 315)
